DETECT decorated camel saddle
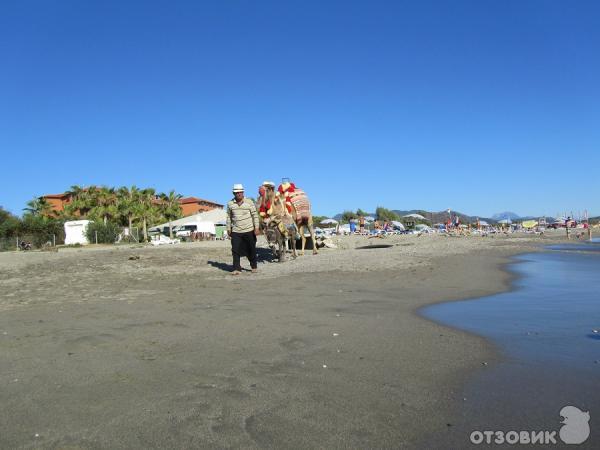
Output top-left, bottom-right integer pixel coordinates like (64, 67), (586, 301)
(277, 181), (311, 223)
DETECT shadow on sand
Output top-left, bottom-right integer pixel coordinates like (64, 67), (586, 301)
(207, 248), (276, 273)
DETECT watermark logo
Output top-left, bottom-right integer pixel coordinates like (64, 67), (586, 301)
(470, 405), (590, 445)
(559, 406), (590, 445)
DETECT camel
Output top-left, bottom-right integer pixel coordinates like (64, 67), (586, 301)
(257, 182), (296, 262)
(277, 182), (318, 256)
(266, 195), (298, 262)
(257, 180), (318, 258)
(257, 182), (277, 250)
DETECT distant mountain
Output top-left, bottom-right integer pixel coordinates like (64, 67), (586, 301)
(492, 212), (521, 221)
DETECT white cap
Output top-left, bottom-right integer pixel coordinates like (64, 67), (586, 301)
(232, 183), (244, 192)
(262, 180), (275, 187)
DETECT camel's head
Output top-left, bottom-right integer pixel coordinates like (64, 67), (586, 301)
(269, 195), (286, 220)
(259, 181), (276, 200)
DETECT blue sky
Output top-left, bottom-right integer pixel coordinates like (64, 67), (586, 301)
(1, 1), (598, 218)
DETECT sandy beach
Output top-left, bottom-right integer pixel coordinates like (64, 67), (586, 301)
(0, 231), (574, 448)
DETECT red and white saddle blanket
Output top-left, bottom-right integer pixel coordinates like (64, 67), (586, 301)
(278, 182), (311, 222)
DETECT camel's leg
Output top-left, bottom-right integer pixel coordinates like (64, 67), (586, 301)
(290, 225), (297, 258)
(299, 224), (307, 256)
(308, 221), (319, 254)
(278, 230), (286, 262)
(278, 241), (285, 262)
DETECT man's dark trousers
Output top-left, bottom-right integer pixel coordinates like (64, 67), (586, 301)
(231, 231), (257, 271)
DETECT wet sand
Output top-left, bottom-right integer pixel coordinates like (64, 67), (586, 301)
(0, 231), (573, 448)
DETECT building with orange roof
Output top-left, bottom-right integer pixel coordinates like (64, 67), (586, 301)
(43, 193), (72, 214)
(178, 197), (224, 216)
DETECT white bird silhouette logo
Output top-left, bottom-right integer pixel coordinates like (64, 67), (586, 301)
(559, 405), (590, 444)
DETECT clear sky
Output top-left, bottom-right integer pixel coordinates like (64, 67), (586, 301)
(1, 1), (598, 218)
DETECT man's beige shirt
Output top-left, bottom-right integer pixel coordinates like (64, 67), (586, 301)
(226, 198), (259, 233)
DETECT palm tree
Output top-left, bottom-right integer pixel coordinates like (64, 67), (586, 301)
(23, 197), (53, 216)
(135, 188), (158, 242)
(65, 184), (94, 218)
(90, 186), (118, 225)
(117, 185), (140, 231)
(158, 190), (183, 238)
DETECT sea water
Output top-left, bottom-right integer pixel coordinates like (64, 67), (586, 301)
(421, 241), (600, 447)
(423, 243), (600, 371)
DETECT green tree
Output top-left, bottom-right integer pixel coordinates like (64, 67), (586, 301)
(375, 206), (400, 222)
(356, 208), (369, 217)
(23, 197), (53, 217)
(341, 210), (357, 223)
(0, 207), (21, 240)
(135, 188), (158, 242)
(65, 185), (94, 218)
(116, 185), (140, 231)
(90, 186), (118, 225)
(158, 190), (183, 238)
(85, 221), (121, 244)
(21, 214), (64, 247)
(312, 215), (329, 225)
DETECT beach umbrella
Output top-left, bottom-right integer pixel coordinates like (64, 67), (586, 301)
(390, 220), (405, 230)
(320, 218), (338, 225)
(364, 216), (375, 222)
(403, 213), (427, 220)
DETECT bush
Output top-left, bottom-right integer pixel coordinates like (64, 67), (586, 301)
(375, 206), (400, 222)
(86, 221), (121, 244)
(341, 210), (358, 223)
(0, 207), (20, 239)
(21, 215), (65, 248)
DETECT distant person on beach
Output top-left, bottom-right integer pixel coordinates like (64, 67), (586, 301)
(226, 184), (260, 275)
(349, 219), (356, 234)
(359, 216), (365, 234)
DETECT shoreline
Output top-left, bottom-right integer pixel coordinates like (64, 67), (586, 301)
(418, 243), (600, 449)
(412, 248), (537, 447)
(0, 234), (574, 448)
(415, 245), (538, 359)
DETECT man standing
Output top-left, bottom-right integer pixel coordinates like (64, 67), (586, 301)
(227, 184), (260, 275)
(359, 215), (365, 234)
